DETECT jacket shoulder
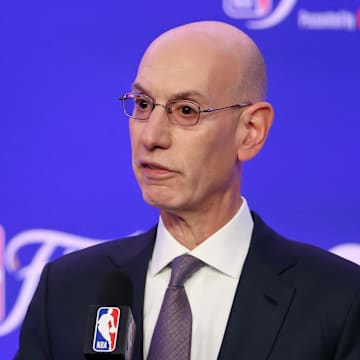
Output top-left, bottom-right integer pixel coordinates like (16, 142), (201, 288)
(251, 212), (360, 287)
(49, 225), (157, 273)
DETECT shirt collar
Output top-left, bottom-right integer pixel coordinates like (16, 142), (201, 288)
(150, 197), (254, 279)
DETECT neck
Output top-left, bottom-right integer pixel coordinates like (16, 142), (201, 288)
(160, 196), (243, 250)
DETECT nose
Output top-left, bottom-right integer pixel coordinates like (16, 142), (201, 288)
(139, 104), (171, 151)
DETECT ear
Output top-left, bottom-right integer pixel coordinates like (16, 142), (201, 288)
(236, 101), (274, 162)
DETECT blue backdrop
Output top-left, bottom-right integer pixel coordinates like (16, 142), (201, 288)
(1, 1), (360, 358)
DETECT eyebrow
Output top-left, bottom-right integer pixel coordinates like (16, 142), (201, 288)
(131, 82), (148, 94)
(131, 82), (206, 102)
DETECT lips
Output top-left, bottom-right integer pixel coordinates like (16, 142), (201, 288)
(140, 161), (173, 177)
(141, 161), (168, 170)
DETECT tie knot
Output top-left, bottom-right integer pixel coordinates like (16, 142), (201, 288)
(169, 254), (204, 287)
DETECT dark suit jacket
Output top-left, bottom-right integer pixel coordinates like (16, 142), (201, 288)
(15, 213), (360, 359)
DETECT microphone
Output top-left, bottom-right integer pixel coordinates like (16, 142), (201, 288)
(83, 272), (136, 359)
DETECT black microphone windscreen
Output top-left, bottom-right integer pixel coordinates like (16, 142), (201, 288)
(96, 272), (133, 306)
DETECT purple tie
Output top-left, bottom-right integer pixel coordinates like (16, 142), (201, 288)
(148, 254), (205, 360)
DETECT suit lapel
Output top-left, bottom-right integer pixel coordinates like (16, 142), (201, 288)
(108, 227), (157, 360)
(218, 213), (297, 360)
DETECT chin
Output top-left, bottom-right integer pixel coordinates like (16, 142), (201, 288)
(141, 189), (186, 212)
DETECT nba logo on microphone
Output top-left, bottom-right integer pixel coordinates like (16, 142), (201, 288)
(93, 307), (120, 352)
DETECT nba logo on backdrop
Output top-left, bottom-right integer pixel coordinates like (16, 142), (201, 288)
(93, 307), (120, 352)
(223, 0), (273, 18)
(223, 0), (297, 28)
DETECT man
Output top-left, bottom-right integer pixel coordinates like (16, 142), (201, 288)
(16, 21), (360, 359)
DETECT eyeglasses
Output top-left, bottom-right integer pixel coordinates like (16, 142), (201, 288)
(119, 92), (251, 127)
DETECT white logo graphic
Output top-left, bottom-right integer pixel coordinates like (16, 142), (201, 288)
(329, 243), (360, 265)
(0, 226), (100, 336)
(223, 0), (297, 29)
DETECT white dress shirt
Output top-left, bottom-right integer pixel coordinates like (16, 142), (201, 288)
(143, 198), (254, 360)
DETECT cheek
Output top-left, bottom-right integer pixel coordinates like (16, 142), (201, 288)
(185, 143), (224, 185)
(129, 138), (142, 182)
(195, 134), (238, 179)
(129, 122), (138, 148)
(129, 124), (141, 159)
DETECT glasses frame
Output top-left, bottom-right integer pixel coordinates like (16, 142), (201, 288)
(119, 92), (252, 127)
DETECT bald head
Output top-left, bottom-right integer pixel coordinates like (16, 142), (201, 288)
(137, 21), (267, 103)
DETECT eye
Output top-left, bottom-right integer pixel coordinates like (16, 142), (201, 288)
(134, 96), (151, 110)
(180, 105), (195, 115)
(172, 101), (199, 118)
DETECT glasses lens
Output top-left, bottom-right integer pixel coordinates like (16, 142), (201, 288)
(169, 100), (200, 126)
(123, 93), (153, 120)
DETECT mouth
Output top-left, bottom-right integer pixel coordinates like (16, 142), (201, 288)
(140, 161), (174, 177)
(141, 161), (168, 170)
